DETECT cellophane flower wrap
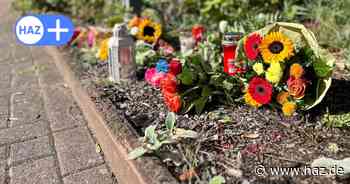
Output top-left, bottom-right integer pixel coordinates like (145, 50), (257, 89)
(235, 22), (334, 115)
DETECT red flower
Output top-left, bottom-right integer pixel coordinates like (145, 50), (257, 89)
(168, 58), (182, 75)
(163, 91), (182, 112)
(161, 73), (177, 93)
(244, 33), (263, 61)
(248, 77), (273, 104)
(192, 25), (205, 43)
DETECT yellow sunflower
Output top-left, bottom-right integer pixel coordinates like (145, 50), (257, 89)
(259, 32), (294, 63)
(136, 19), (162, 44)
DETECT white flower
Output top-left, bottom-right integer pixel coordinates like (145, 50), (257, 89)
(130, 27), (139, 36)
(219, 20), (228, 33)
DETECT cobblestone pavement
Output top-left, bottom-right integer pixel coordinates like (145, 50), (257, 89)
(0, 1), (116, 184)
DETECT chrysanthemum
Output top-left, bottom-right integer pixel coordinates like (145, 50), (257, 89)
(253, 63), (264, 75)
(137, 19), (162, 44)
(248, 77), (273, 105)
(244, 92), (262, 108)
(282, 102), (297, 116)
(259, 32), (294, 63)
(265, 62), (283, 84)
(289, 63), (304, 78)
(244, 33), (263, 61)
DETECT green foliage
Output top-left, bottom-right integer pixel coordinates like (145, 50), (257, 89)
(179, 33), (241, 114)
(12, 0), (126, 25)
(128, 112), (198, 159)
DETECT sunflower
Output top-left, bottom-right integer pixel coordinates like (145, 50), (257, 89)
(137, 19), (162, 44)
(259, 32), (294, 63)
(248, 77), (273, 105)
(244, 33), (263, 61)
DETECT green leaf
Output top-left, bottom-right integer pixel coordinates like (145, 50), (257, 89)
(194, 97), (208, 114)
(313, 59), (333, 78)
(178, 67), (193, 85)
(165, 112), (176, 132)
(128, 147), (147, 160)
(209, 176), (225, 184)
(222, 80), (234, 91)
(201, 86), (212, 97)
(145, 126), (158, 145)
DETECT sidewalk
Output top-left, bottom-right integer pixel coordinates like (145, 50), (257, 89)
(0, 1), (115, 184)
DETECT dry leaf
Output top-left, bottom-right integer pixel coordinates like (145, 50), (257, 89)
(241, 133), (259, 139)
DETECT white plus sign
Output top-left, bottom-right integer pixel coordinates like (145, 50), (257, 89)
(47, 19), (69, 41)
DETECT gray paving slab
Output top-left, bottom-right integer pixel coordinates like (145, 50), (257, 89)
(44, 85), (84, 131)
(10, 156), (60, 184)
(54, 127), (104, 176)
(0, 160), (6, 184)
(11, 88), (46, 127)
(0, 121), (49, 145)
(10, 136), (53, 164)
(63, 164), (113, 184)
(0, 146), (6, 160)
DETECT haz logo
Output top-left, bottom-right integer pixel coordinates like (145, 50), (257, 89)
(15, 15), (74, 46)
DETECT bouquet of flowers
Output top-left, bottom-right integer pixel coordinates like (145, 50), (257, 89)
(234, 22), (334, 116)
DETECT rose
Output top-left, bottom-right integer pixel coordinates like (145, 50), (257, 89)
(163, 91), (182, 112)
(168, 58), (182, 75)
(287, 77), (306, 99)
(161, 73), (177, 93)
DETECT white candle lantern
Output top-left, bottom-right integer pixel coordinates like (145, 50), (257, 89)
(108, 24), (136, 82)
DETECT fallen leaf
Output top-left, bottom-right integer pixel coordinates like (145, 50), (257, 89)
(241, 133), (259, 139)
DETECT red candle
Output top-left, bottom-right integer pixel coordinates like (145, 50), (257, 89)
(222, 32), (242, 76)
(223, 44), (237, 75)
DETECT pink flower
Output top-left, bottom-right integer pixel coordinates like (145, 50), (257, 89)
(87, 30), (95, 48)
(145, 67), (166, 88)
(145, 68), (157, 84)
(168, 58), (182, 75)
(150, 72), (166, 88)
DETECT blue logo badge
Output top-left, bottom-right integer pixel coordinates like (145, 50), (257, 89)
(15, 14), (74, 46)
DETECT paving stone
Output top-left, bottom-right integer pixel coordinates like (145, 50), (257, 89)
(54, 127), (103, 175)
(0, 121), (49, 145)
(0, 160), (6, 184)
(0, 146), (6, 160)
(0, 118), (7, 129)
(10, 156), (60, 184)
(45, 86), (83, 131)
(10, 136), (53, 164)
(12, 63), (39, 90)
(63, 165), (113, 184)
(11, 88), (46, 127)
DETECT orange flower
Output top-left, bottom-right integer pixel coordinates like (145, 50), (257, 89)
(160, 73), (177, 93)
(163, 91), (182, 112)
(290, 63), (304, 78)
(276, 91), (290, 105)
(128, 16), (142, 28)
(287, 77), (306, 100)
(282, 102), (297, 116)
